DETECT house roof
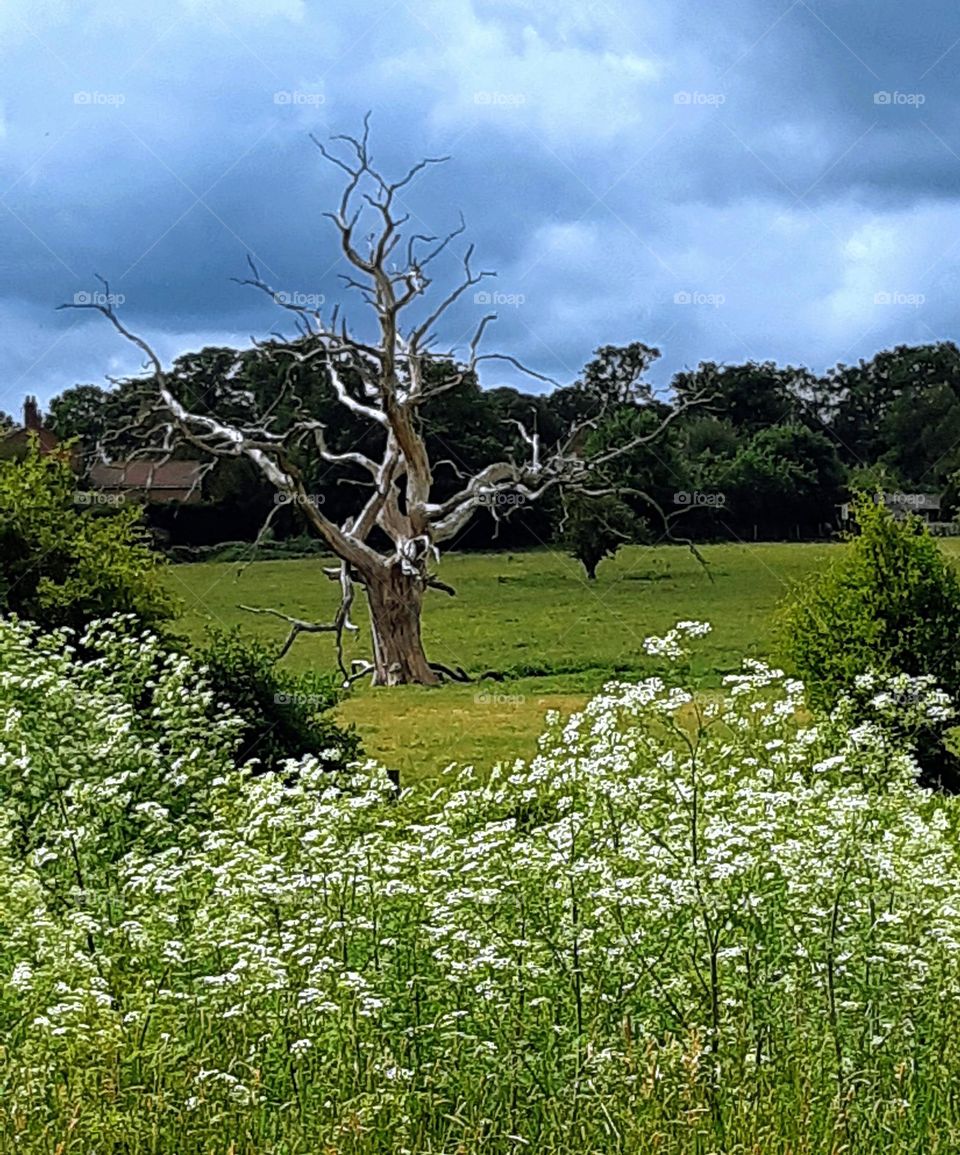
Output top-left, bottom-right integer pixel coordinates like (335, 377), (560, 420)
(2, 396), (61, 455)
(2, 426), (61, 454)
(89, 460), (206, 492)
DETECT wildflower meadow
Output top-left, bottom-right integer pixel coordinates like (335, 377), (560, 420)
(3, 614), (960, 1153)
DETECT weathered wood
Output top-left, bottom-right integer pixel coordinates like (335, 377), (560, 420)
(60, 121), (711, 686)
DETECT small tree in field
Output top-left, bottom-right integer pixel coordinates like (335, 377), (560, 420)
(64, 118), (705, 685)
(559, 492), (644, 579)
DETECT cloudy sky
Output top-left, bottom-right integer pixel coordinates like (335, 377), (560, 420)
(2, 0), (960, 415)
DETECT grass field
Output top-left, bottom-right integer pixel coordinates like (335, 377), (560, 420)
(13, 537), (960, 1153)
(167, 539), (890, 779)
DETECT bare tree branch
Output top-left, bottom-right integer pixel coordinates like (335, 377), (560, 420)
(65, 123), (709, 684)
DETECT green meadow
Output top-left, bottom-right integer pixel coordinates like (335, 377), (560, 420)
(166, 539), (894, 779)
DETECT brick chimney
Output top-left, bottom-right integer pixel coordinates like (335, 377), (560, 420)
(23, 396), (41, 432)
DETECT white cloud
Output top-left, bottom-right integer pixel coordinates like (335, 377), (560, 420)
(378, 0), (663, 144)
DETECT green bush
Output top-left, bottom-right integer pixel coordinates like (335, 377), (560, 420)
(0, 444), (176, 630)
(558, 491), (644, 579)
(196, 627), (361, 774)
(781, 493), (960, 712)
(781, 493), (960, 789)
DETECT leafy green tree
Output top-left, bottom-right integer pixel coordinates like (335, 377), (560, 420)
(564, 399), (687, 530)
(880, 376), (960, 487)
(0, 444), (176, 630)
(672, 360), (812, 436)
(824, 342), (960, 467)
(549, 342), (662, 430)
(559, 491), (644, 579)
(680, 414), (742, 464)
(582, 342), (661, 404)
(723, 424), (845, 532)
(46, 384), (110, 445)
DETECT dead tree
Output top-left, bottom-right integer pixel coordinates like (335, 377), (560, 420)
(62, 116), (708, 686)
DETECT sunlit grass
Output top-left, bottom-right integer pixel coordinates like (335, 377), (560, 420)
(166, 540), (960, 779)
(166, 542), (831, 776)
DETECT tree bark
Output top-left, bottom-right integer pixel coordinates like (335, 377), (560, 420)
(365, 566), (439, 685)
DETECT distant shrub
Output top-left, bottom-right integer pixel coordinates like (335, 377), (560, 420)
(558, 492), (644, 579)
(781, 493), (960, 789)
(0, 445), (176, 630)
(196, 627), (361, 774)
(781, 493), (960, 712)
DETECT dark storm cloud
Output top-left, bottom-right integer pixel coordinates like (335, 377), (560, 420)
(2, 0), (960, 416)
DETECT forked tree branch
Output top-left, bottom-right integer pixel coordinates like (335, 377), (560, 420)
(60, 121), (709, 679)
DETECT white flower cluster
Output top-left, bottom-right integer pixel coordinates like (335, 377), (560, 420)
(641, 619), (712, 659)
(1, 615), (959, 1149)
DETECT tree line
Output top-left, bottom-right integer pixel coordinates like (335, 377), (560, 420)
(35, 336), (960, 552)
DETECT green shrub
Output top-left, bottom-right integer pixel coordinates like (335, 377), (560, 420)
(195, 627), (361, 774)
(558, 492), (645, 579)
(780, 493), (960, 712)
(0, 444), (176, 630)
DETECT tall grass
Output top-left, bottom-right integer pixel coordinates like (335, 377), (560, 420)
(2, 616), (960, 1152)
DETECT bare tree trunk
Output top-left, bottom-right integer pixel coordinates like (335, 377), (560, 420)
(65, 127), (711, 688)
(365, 567), (439, 686)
